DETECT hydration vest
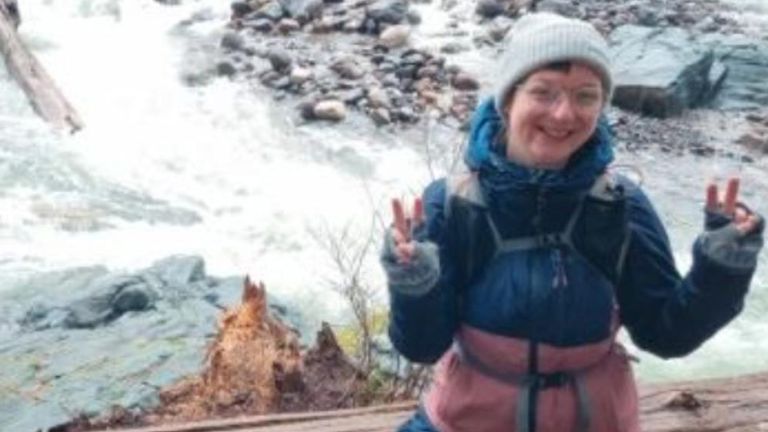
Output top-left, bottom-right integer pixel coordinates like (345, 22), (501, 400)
(439, 170), (633, 432)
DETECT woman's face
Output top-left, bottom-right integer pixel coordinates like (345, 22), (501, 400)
(504, 63), (604, 169)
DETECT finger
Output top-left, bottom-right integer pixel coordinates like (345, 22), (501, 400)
(396, 243), (414, 263)
(412, 198), (424, 226)
(391, 198), (408, 240)
(705, 183), (718, 211)
(735, 214), (759, 235)
(734, 206), (750, 224)
(392, 227), (407, 245)
(723, 178), (740, 215)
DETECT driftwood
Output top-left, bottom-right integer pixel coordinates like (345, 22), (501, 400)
(91, 371), (768, 432)
(0, 1), (84, 133)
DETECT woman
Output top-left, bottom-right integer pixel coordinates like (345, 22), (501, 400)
(380, 12), (764, 432)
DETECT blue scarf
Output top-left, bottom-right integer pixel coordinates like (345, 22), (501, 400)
(465, 98), (615, 194)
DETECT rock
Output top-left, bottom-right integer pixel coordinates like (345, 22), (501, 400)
(488, 16), (513, 42)
(395, 64), (417, 80)
(267, 49), (293, 72)
(401, 51), (427, 67)
(331, 58), (365, 80)
(379, 24), (410, 48)
(536, 0), (579, 16)
(148, 255), (207, 286)
(441, 42), (468, 54)
(343, 18), (364, 33)
(451, 72), (480, 91)
(231, 1), (254, 18)
(366, 0), (408, 26)
(220, 32), (246, 51)
(406, 10), (421, 25)
(610, 25), (719, 118)
(310, 16), (334, 33)
(270, 76), (293, 89)
(475, 0), (505, 19)
(370, 107), (392, 125)
(701, 33), (768, 111)
(367, 86), (391, 108)
(279, 0), (323, 23)
(277, 18), (301, 33)
(244, 18), (275, 32)
(251, 1), (285, 21)
(299, 100), (318, 119)
(416, 65), (440, 79)
(290, 67), (314, 84)
(313, 100), (347, 121)
(395, 106), (418, 122)
(216, 61), (237, 77)
(112, 287), (153, 314)
(338, 88), (366, 104)
(63, 275), (152, 329)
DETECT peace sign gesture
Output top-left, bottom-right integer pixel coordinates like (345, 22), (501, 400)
(705, 178), (761, 234)
(390, 197), (425, 264)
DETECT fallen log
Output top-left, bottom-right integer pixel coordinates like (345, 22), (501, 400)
(0, 1), (84, 133)
(88, 371), (768, 432)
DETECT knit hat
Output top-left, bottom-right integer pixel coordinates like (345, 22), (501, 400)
(493, 12), (613, 117)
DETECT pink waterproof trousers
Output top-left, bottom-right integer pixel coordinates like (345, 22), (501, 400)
(423, 324), (640, 432)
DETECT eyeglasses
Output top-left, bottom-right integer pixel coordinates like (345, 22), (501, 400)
(517, 83), (603, 112)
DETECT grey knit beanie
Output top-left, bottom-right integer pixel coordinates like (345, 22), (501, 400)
(494, 12), (613, 117)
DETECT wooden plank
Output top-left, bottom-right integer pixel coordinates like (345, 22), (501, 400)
(93, 372), (768, 432)
(99, 401), (418, 432)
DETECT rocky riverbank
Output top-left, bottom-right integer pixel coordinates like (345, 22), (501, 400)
(208, 0), (768, 157)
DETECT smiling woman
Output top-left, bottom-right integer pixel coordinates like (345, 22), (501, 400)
(379, 11), (765, 432)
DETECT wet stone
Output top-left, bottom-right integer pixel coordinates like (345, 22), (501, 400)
(231, 1), (254, 18)
(221, 32), (246, 51)
(216, 61), (237, 77)
(370, 107), (392, 125)
(268, 49), (293, 71)
(277, 18), (301, 33)
(245, 18), (275, 32)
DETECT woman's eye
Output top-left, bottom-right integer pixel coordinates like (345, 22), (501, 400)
(529, 88), (554, 100)
(576, 91), (600, 106)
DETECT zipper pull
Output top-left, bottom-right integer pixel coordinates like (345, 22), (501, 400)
(551, 249), (568, 289)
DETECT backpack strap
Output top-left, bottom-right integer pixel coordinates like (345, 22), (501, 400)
(444, 171), (631, 285)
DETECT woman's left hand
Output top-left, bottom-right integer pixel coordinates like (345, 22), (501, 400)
(705, 177), (761, 234)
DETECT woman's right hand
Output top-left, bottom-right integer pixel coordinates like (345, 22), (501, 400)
(390, 197), (424, 264)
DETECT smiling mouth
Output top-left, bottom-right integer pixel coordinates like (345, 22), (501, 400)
(539, 126), (572, 139)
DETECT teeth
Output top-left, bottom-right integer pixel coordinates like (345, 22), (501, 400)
(542, 127), (570, 138)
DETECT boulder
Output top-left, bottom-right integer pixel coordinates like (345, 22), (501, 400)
(609, 25), (721, 118)
(700, 33), (768, 111)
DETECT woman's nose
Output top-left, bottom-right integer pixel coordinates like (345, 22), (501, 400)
(549, 95), (578, 121)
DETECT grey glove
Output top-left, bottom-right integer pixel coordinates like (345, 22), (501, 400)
(698, 210), (764, 272)
(380, 229), (441, 296)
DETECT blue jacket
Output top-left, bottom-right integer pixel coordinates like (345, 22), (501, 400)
(387, 99), (760, 364)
